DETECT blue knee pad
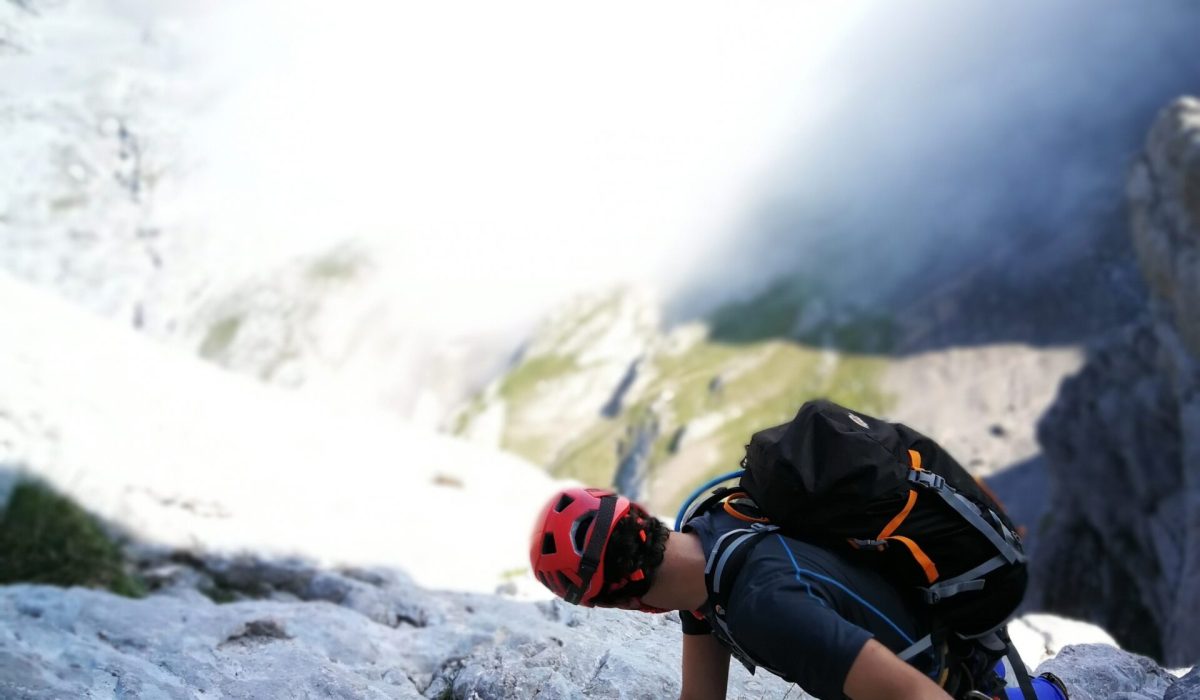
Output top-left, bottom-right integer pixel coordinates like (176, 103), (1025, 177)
(995, 661), (1068, 700)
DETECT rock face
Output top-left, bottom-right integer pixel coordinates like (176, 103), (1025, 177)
(0, 543), (1187, 699)
(1130, 97), (1200, 358)
(884, 344), (1084, 478)
(0, 558), (1189, 700)
(0, 0), (187, 326)
(1036, 645), (1180, 700)
(0, 561), (798, 700)
(456, 287), (662, 471)
(1034, 97), (1200, 666)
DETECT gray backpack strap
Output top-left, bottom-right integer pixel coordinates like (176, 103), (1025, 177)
(898, 634), (934, 662)
(907, 470), (1025, 564)
(702, 523), (779, 675)
(704, 523), (778, 607)
(907, 470), (1026, 606)
(997, 628), (1037, 700)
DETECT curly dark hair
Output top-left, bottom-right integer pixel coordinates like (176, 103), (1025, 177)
(590, 507), (670, 607)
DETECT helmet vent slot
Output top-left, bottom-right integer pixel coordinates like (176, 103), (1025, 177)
(541, 533), (556, 555)
(571, 514), (595, 553)
(556, 572), (574, 591)
(554, 494), (574, 512)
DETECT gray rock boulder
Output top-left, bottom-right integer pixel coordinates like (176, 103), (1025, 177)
(1166, 667), (1200, 700)
(1036, 644), (1179, 700)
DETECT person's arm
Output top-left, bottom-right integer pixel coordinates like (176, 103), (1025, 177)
(679, 631), (730, 700)
(843, 639), (953, 700)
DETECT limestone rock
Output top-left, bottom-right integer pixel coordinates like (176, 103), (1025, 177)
(0, 569), (802, 700)
(1165, 667), (1200, 700)
(1034, 97), (1200, 667)
(1035, 644), (1178, 700)
(1129, 97), (1200, 357)
(1, 566), (1190, 699)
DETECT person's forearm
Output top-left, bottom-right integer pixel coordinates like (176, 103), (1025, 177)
(679, 633), (730, 700)
(844, 640), (953, 700)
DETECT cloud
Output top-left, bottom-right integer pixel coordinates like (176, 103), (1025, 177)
(676, 1), (1200, 316)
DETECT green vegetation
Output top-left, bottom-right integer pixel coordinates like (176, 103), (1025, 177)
(305, 247), (365, 282)
(200, 582), (238, 604)
(548, 334), (893, 512)
(497, 354), (578, 403)
(707, 280), (807, 343)
(0, 481), (145, 597)
(49, 194), (88, 212)
(550, 418), (629, 486)
(708, 278), (897, 353)
(500, 566), (528, 581)
(465, 277), (899, 515)
(199, 314), (243, 360)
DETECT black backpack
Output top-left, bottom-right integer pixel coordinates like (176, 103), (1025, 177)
(677, 399), (1034, 697)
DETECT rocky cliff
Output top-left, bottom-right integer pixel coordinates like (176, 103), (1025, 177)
(0, 554), (1192, 700)
(1034, 97), (1200, 666)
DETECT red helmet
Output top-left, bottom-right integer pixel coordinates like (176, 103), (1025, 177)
(529, 487), (631, 606)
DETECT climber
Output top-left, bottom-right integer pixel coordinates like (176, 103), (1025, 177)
(528, 485), (1070, 700)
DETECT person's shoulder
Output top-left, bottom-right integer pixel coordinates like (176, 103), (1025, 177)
(682, 505), (746, 540)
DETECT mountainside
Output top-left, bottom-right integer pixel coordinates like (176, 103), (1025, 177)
(0, 0), (211, 327)
(1033, 97), (1200, 666)
(0, 1), (531, 428)
(454, 286), (908, 513)
(456, 283), (1083, 517)
(0, 272), (561, 594)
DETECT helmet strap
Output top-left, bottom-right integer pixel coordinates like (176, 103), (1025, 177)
(567, 494), (618, 605)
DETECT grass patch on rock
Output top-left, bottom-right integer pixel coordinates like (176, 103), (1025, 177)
(498, 354), (579, 403)
(0, 481), (145, 597)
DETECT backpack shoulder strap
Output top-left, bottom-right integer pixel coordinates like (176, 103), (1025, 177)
(906, 469), (1027, 606)
(703, 523), (776, 610)
(701, 521), (778, 675)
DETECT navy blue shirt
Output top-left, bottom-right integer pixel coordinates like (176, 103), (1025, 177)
(682, 508), (932, 700)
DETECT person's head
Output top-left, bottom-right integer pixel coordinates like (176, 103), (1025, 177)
(528, 486), (671, 610)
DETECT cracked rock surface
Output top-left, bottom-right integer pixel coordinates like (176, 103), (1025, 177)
(0, 561), (798, 700)
(0, 558), (1192, 700)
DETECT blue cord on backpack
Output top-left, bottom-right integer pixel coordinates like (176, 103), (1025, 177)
(674, 470), (745, 531)
(774, 534), (916, 647)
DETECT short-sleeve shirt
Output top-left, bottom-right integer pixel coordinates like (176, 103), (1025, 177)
(681, 508), (932, 700)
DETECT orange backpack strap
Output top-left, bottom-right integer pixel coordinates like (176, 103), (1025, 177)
(721, 491), (771, 524)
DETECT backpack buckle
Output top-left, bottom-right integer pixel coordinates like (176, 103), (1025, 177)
(908, 470), (946, 490)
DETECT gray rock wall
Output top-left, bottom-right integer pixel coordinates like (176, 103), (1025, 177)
(0, 561), (802, 700)
(0, 558), (1190, 700)
(1034, 96), (1200, 666)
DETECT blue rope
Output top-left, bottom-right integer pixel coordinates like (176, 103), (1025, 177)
(774, 534), (915, 646)
(673, 470), (745, 531)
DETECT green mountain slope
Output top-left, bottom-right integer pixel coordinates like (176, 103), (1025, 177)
(454, 282), (895, 514)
